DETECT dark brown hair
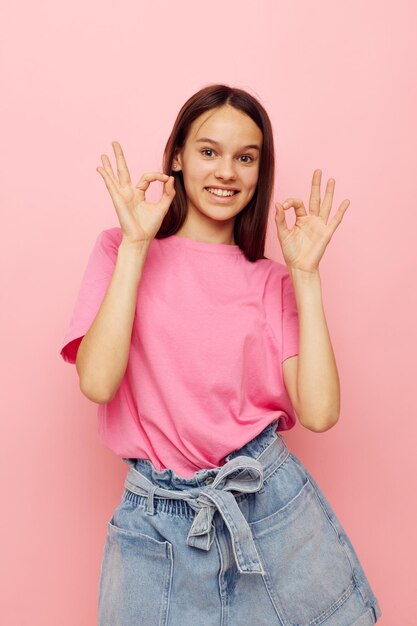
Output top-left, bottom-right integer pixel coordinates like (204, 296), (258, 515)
(156, 84), (275, 262)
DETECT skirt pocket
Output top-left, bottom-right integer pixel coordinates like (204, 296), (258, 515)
(249, 474), (356, 626)
(98, 502), (173, 626)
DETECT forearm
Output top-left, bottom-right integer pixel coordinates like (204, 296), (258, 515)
(76, 239), (150, 403)
(290, 267), (340, 431)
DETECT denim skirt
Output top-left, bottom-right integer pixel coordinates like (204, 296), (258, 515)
(97, 420), (382, 625)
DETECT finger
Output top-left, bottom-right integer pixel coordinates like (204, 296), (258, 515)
(163, 176), (176, 196)
(135, 172), (170, 202)
(327, 200), (350, 237)
(113, 141), (132, 187)
(96, 166), (123, 203)
(101, 154), (118, 185)
(309, 169), (322, 215)
(282, 198), (308, 218)
(274, 202), (291, 241)
(321, 177), (335, 223)
(135, 172), (170, 188)
(159, 176), (177, 209)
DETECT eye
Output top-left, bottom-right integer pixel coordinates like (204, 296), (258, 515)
(201, 149), (254, 163)
(239, 155), (254, 163)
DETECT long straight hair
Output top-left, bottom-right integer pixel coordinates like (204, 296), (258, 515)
(156, 84), (275, 262)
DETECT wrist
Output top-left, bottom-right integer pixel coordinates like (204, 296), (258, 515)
(288, 266), (321, 282)
(119, 237), (151, 255)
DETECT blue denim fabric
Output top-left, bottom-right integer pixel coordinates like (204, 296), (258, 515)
(98, 420), (382, 625)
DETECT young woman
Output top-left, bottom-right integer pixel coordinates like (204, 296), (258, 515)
(60, 84), (382, 625)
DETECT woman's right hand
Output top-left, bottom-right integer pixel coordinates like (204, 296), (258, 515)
(96, 141), (176, 246)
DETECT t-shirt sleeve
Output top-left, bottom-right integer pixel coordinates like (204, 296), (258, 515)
(59, 228), (121, 364)
(281, 270), (299, 363)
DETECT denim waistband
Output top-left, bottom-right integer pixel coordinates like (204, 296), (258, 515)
(122, 420), (290, 575)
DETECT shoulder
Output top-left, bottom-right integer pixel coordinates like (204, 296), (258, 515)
(83, 227), (124, 270)
(91, 227), (124, 258)
(259, 255), (291, 279)
(98, 226), (124, 247)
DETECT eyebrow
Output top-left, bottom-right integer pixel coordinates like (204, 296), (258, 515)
(195, 137), (261, 152)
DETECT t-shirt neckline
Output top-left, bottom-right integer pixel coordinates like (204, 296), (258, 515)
(160, 234), (244, 255)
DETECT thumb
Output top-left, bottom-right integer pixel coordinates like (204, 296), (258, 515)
(275, 202), (290, 237)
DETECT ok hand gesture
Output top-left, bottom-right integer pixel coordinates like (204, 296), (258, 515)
(97, 141), (176, 246)
(275, 170), (350, 273)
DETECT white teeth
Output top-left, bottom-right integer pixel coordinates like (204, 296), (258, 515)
(206, 187), (236, 197)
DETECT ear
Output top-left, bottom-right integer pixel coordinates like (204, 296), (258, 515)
(172, 149), (183, 172)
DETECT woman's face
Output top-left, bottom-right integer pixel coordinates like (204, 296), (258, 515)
(173, 105), (263, 227)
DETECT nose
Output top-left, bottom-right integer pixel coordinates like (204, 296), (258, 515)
(214, 157), (237, 182)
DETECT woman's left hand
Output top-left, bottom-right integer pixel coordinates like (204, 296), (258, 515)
(275, 170), (350, 273)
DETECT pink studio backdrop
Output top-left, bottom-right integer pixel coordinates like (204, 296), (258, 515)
(1, 0), (416, 623)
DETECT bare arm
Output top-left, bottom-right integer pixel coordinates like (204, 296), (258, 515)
(284, 268), (340, 432)
(275, 169), (350, 432)
(75, 141), (176, 403)
(76, 239), (150, 404)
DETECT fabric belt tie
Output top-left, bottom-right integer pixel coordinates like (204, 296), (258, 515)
(124, 455), (267, 575)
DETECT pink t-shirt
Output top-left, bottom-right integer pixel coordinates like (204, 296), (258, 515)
(60, 228), (299, 477)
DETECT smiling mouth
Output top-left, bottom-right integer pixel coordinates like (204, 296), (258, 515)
(204, 187), (240, 197)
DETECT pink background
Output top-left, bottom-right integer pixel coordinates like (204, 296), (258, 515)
(2, 0), (416, 623)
